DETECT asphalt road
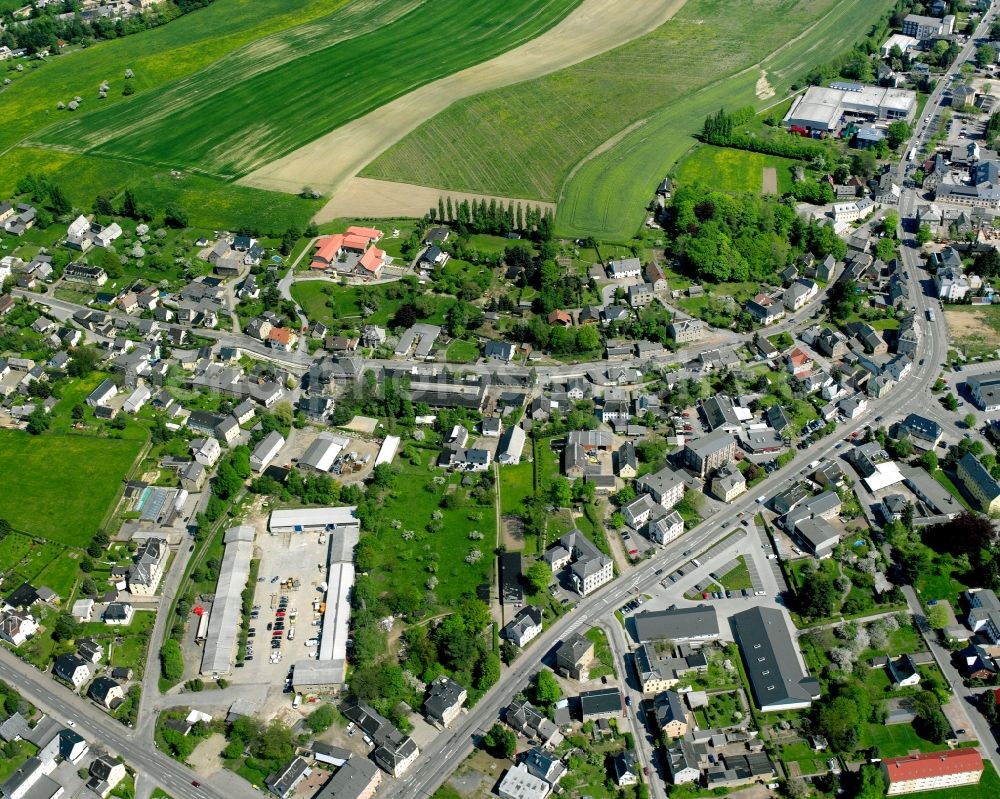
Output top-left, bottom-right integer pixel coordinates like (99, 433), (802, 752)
(0, 651), (254, 799)
(388, 290), (948, 797)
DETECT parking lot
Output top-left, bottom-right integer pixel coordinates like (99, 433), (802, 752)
(234, 527), (330, 686)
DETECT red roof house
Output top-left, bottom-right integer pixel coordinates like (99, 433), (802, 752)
(358, 247), (386, 278)
(311, 235), (344, 269)
(548, 309), (572, 327)
(267, 327), (298, 352)
(881, 749), (983, 795)
(346, 225), (383, 242)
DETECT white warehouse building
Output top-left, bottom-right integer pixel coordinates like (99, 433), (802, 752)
(784, 83), (917, 133)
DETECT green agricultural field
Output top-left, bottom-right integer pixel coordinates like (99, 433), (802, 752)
(0, 430), (143, 546)
(674, 145), (799, 194)
(0, 0), (350, 158)
(35, 0), (581, 178)
(366, 0), (891, 241)
(556, 0), (892, 240)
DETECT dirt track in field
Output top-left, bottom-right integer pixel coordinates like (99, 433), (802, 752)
(241, 0), (688, 214)
(762, 167), (778, 195)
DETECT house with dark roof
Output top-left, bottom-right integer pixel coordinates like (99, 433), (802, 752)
(342, 698), (419, 777)
(579, 688), (622, 720)
(504, 699), (563, 749)
(555, 634), (594, 680)
(423, 676), (467, 728)
(265, 756), (311, 799)
(502, 606), (543, 648)
(633, 606), (720, 643)
(53, 653), (91, 690)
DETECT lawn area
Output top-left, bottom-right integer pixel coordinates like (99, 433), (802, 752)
(445, 339), (481, 364)
(780, 739), (824, 777)
(37, 0), (581, 178)
(0, 740), (37, 782)
(944, 305), (1000, 360)
(290, 279), (455, 330)
(896, 762), (1000, 799)
(693, 691), (742, 728)
(367, 449), (496, 613)
(862, 722), (942, 758)
(674, 145), (800, 194)
(0, 429), (143, 545)
(499, 462), (535, 518)
(585, 627), (616, 679)
(718, 557), (753, 591)
(366, 0), (890, 240)
(0, 534), (82, 600)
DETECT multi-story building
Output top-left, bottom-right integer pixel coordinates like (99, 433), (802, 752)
(882, 749), (982, 795)
(683, 430), (736, 477)
(901, 13), (955, 39)
(966, 589), (1000, 643)
(637, 466), (686, 509)
(968, 371), (1000, 411)
(957, 452), (1000, 514)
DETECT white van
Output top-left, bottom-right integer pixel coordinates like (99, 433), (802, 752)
(691, 558), (701, 567)
(305, 637), (319, 647)
(292, 693), (302, 709)
(287, 626), (295, 641)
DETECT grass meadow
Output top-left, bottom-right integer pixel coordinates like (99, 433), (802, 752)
(290, 279), (455, 329)
(0, 147), (320, 234)
(35, 0), (581, 178)
(365, 0), (892, 241)
(0, 430), (142, 545)
(368, 449), (496, 610)
(674, 145), (799, 194)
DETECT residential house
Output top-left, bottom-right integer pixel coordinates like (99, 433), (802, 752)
(423, 676), (467, 728)
(555, 634), (594, 680)
(653, 690), (688, 738)
(102, 602), (133, 626)
(746, 294), (785, 326)
(579, 688), (622, 721)
(669, 318), (706, 343)
(711, 465), (747, 502)
(88, 677), (124, 709)
(504, 699), (563, 749)
(127, 538), (167, 596)
(607, 258), (642, 279)
(53, 654), (91, 690)
(341, 698), (419, 778)
(502, 606), (543, 648)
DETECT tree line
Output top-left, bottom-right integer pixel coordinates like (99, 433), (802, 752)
(1, 0), (216, 54)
